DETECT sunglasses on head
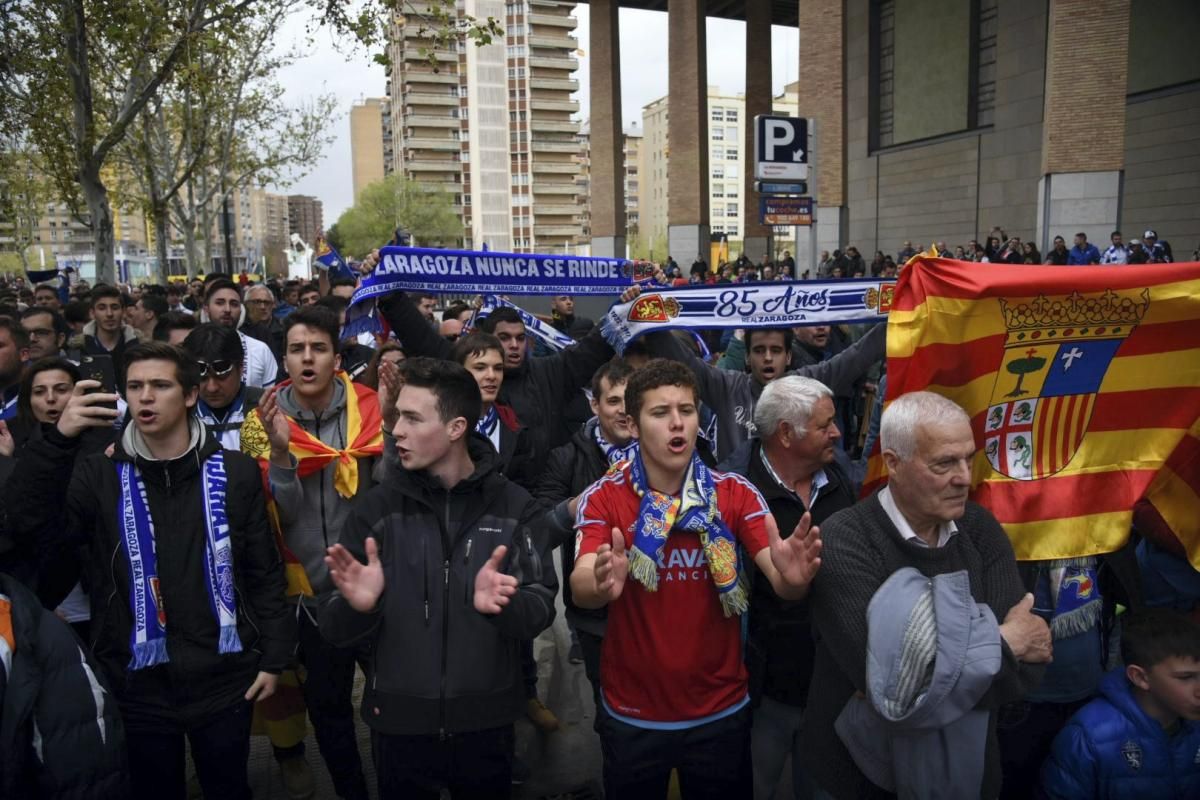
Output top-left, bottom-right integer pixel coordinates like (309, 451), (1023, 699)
(195, 359), (235, 379)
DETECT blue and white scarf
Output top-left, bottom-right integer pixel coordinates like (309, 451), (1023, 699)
(592, 419), (636, 467)
(626, 449), (749, 616)
(468, 295), (577, 352)
(117, 452), (241, 670)
(197, 392), (248, 451)
(476, 405), (499, 439)
(1033, 557), (1102, 639)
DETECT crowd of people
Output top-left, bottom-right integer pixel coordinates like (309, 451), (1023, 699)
(0, 237), (1197, 800)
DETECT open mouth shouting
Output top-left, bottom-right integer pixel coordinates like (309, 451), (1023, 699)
(667, 435), (689, 455)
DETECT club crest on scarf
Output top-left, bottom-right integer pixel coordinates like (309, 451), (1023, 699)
(984, 289), (1149, 480)
(626, 450), (748, 616)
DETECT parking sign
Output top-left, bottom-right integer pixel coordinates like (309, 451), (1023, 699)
(754, 116), (809, 181)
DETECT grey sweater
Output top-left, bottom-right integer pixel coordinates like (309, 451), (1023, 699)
(801, 494), (1043, 800)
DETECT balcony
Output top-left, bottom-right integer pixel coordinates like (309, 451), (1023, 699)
(404, 159), (461, 172)
(405, 71), (459, 86)
(534, 225), (581, 237)
(404, 137), (461, 151)
(528, 13), (577, 28)
(530, 118), (578, 133)
(420, 181), (463, 194)
(534, 204), (581, 216)
(531, 138), (579, 153)
(406, 92), (459, 106)
(402, 49), (456, 63)
(404, 114), (460, 128)
(532, 183), (579, 195)
(529, 55), (578, 71)
(531, 161), (579, 175)
(529, 77), (579, 91)
(531, 98), (579, 113)
(528, 34), (576, 50)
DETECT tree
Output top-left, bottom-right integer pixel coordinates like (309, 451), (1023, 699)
(335, 174), (462, 258)
(0, 138), (55, 271)
(324, 222), (345, 253)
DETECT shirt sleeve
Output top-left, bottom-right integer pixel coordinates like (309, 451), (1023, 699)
(727, 475), (770, 555)
(574, 474), (619, 561)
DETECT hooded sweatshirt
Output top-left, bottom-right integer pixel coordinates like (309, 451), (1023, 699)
(268, 376), (377, 601)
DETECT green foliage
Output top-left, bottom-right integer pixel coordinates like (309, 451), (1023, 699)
(335, 174), (462, 258)
(324, 222), (346, 253)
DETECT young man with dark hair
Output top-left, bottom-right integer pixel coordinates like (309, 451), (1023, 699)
(0, 316), (30, 420)
(202, 279), (278, 388)
(321, 356), (558, 797)
(571, 358), (822, 797)
(298, 284), (321, 307)
(535, 358), (637, 685)
(63, 298), (91, 335)
(153, 310), (198, 345)
(68, 284), (142, 386)
(130, 292), (168, 340)
(442, 302), (473, 324)
(1041, 608), (1200, 798)
(20, 306), (67, 361)
(241, 304), (383, 800)
(33, 283), (62, 311)
(414, 292), (438, 323)
(8, 341), (294, 799)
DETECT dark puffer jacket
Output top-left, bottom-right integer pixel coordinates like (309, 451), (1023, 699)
(319, 435), (557, 737)
(6, 422), (294, 730)
(0, 573), (129, 799)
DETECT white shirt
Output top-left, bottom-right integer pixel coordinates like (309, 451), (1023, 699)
(1100, 244), (1128, 265)
(878, 486), (958, 548)
(759, 448), (828, 508)
(238, 331), (278, 388)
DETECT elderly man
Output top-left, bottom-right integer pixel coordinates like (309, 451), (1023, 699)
(241, 283), (284, 362)
(719, 375), (856, 800)
(801, 391), (1050, 799)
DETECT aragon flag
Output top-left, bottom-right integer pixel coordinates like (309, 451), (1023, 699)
(862, 257), (1200, 566)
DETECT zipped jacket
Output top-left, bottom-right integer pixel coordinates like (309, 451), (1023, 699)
(319, 435), (557, 736)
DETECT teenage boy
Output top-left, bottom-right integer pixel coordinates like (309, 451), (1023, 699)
(202, 279), (279, 388)
(7, 342), (293, 799)
(242, 304), (382, 800)
(321, 357), (557, 796)
(534, 358), (637, 687)
(129, 292), (168, 340)
(571, 359), (823, 797)
(1041, 608), (1200, 799)
(67, 284), (142, 385)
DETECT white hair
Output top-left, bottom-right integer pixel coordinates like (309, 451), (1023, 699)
(244, 283), (273, 301)
(880, 391), (971, 460)
(754, 375), (833, 439)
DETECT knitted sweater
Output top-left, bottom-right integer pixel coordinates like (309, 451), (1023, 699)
(800, 494), (1044, 800)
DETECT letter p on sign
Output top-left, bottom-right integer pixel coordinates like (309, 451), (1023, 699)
(755, 115), (809, 181)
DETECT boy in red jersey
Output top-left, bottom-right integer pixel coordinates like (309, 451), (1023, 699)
(571, 358), (823, 798)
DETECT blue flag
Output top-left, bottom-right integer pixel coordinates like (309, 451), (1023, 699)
(313, 236), (356, 281)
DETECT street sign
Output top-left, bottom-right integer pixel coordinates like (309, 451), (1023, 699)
(760, 196), (813, 226)
(755, 180), (808, 195)
(755, 115), (809, 181)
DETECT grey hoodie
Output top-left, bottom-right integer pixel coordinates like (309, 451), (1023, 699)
(835, 567), (1002, 799)
(268, 378), (377, 602)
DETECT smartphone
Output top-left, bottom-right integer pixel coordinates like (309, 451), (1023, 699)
(79, 354), (118, 409)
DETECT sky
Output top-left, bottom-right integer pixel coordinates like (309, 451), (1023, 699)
(271, 4), (800, 223)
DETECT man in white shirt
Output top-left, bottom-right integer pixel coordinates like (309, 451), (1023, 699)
(1100, 231), (1128, 265)
(202, 279), (279, 388)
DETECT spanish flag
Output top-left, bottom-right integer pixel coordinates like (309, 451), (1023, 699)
(864, 258), (1200, 565)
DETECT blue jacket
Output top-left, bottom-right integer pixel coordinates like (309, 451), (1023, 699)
(1040, 668), (1200, 799)
(1067, 243), (1101, 265)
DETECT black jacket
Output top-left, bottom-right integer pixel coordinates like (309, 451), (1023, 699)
(319, 436), (557, 737)
(6, 423), (294, 729)
(532, 418), (612, 636)
(0, 573), (129, 799)
(493, 403), (536, 490)
(719, 439), (857, 707)
(379, 292), (615, 464)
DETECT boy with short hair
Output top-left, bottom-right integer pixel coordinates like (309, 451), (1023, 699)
(1040, 608), (1200, 799)
(571, 358), (822, 797)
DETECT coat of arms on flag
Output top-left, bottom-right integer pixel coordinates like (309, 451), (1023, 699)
(984, 289), (1150, 480)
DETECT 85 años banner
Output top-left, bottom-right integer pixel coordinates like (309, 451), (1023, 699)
(601, 279), (897, 354)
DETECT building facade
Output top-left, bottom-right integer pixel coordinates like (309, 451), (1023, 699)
(287, 194), (324, 244)
(349, 97), (392, 203)
(387, 0), (583, 252)
(576, 121), (642, 254)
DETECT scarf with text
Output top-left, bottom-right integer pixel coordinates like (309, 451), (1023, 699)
(592, 419), (637, 467)
(626, 450), (749, 616)
(466, 294), (577, 351)
(117, 452), (240, 669)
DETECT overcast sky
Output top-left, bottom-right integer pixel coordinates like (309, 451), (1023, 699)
(271, 4), (800, 222)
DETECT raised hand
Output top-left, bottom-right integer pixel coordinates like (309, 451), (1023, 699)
(768, 511), (823, 589)
(378, 359), (402, 433)
(474, 545), (519, 615)
(619, 284), (642, 304)
(325, 538), (385, 613)
(257, 387), (292, 463)
(56, 380), (120, 439)
(0, 420), (13, 458)
(594, 527), (629, 602)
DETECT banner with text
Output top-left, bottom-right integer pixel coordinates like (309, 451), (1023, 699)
(601, 279), (896, 354)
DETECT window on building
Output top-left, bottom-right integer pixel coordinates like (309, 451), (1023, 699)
(727, 204), (738, 218)
(712, 166), (724, 179)
(726, 126), (738, 141)
(726, 108), (738, 121)
(712, 145), (724, 160)
(711, 108), (724, 121)
(727, 147), (739, 160)
(712, 127), (724, 141)
(727, 164), (739, 179)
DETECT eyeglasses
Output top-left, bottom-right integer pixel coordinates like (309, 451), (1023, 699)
(195, 359), (236, 379)
(24, 327), (55, 339)
(247, 299), (274, 306)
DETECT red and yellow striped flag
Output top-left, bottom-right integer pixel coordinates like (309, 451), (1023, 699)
(863, 257), (1200, 565)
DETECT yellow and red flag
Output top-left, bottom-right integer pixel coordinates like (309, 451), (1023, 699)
(864, 258), (1200, 565)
